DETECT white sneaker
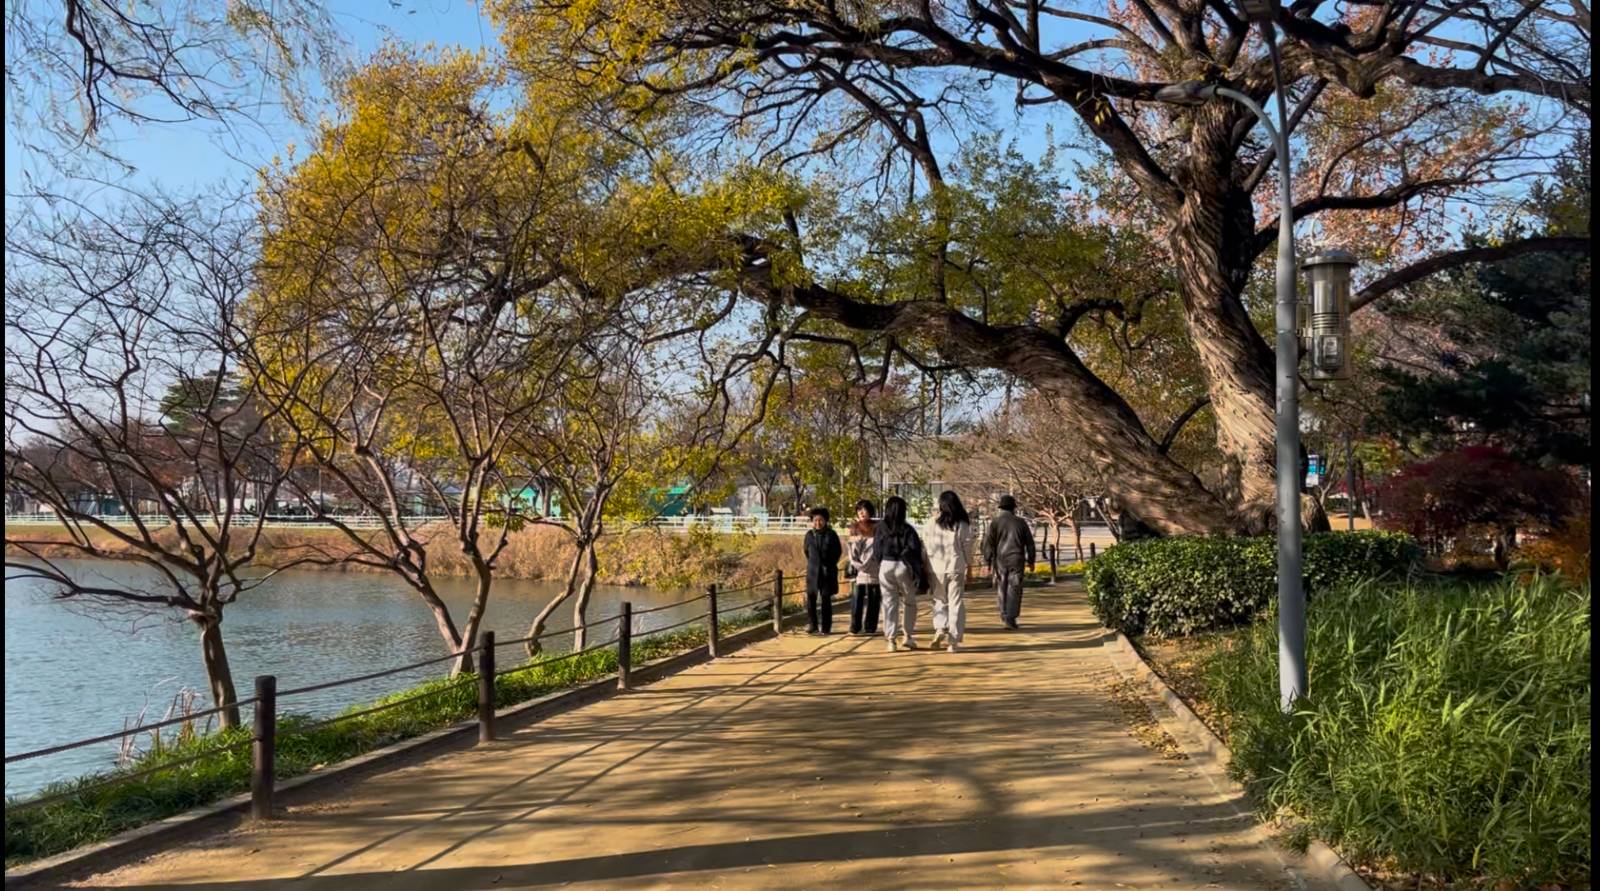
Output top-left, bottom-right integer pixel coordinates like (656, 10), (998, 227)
(887, 640), (900, 653)
(947, 642), (961, 653)
(931, 630), (948, 648)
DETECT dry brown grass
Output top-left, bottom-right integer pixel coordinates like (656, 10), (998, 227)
(4, 521), (807, 589)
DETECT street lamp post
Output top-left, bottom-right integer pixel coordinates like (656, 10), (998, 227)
(1155, 8), (1306, 712)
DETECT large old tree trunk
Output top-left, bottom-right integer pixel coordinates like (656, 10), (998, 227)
(761, 270), (1241, 536)
(1169, 158), (1282, 534)
(979, 329), (1237, 535)
(744, 173), (1289, 538)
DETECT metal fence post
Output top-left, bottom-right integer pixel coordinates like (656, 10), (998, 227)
(251, 675), (276, 821)
(477, 630), (496, 744)
(771, 571), (784, 633)
(617, 602), (632, 690)
(1090, 541), (1097, 559)
(707, 584), (720, 658)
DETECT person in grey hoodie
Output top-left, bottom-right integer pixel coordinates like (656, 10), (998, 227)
(981, 494), (1035, 629)
(874, 496), (928, 652)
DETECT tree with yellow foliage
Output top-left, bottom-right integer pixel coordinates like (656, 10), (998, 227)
(251, 45), (784, 666)
(249, 47), (623, 674)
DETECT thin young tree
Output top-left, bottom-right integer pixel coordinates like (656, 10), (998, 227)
(518, 301), (773, 653)
(962, 393), (1109, 560)
(4, 192), (307, 728)
(249, 49), (606, 675)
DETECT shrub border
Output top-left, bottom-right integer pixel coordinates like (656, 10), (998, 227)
(4, 611), (808, 888)
(1101, 630), (1372, 891)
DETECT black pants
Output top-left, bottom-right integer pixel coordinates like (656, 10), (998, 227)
(850, 583), (882, 634)
(806, 587), (835, 632)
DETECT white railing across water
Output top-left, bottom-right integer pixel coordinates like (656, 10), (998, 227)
(2, 512), (820, 534)
(3, 513), (817, 535)
(2, 513), (441, 531)
(3, 511), (1117, 544)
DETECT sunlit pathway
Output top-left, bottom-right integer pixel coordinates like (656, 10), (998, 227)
(70, 583), (1320, 890)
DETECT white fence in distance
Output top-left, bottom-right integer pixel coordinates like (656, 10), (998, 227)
(3, 511), (1118, 550)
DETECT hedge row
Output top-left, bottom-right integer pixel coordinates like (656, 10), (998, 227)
(1084, 530), (1421, 637)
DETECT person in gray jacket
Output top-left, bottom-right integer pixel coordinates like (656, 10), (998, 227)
(981, 494), (1035, 629)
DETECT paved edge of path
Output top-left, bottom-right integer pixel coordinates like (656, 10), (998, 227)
(1100, 632), (1373, 891)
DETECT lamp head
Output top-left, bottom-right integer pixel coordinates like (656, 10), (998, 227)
(1301, 249), (1360, 381)
(1153, 81), (1217, 106)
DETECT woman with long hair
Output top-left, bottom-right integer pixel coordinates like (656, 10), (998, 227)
(923, 490), (975, 652)
(873, 495), (928, 652)
(846, 499), (881, 635)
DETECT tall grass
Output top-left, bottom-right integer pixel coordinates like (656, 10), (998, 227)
(4, 605), (775, 865)
(8, 523), (803, 589)
(1202, 575), (1590, 885)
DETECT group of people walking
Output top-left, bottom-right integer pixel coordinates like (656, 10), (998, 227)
(802, 492), (1037, 653)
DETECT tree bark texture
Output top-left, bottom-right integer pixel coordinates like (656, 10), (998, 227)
(1171, 187), (1281, 534)
(195, 615), (241, 730)
(570, 544), (600, 650)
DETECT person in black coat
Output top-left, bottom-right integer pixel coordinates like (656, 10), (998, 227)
(802, 506), (843, 635)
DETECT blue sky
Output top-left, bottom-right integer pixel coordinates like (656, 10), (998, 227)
(3, 0), (498, 201)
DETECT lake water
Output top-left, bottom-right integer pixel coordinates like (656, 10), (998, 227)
(3, 560), (755, 798)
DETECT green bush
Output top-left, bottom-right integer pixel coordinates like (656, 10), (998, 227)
(1085, 530), (1420, 637)
(1201, 576), (1590, 885)
(4, 606), (771, 864)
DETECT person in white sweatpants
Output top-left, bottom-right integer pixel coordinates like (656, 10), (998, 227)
(873, 496), (927, 652)
(878, 558), (920, 651)
(923, 491), (974, 652)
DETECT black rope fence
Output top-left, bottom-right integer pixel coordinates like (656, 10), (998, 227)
(499, 634), (621, 676)
(631, 591), (710, 616)
(4, 697), (261, 764)
(277, 649), (467, 698)
(494, 610), (625, 650)
(635, 613), (712, 638)
(708, 574), (777, 596)
(293, 675), (481, 734)
(6, 736), (256, 814)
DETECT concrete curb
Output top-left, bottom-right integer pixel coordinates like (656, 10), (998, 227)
(4, 614), (795, 888)
(1103, 632), (1372, 891)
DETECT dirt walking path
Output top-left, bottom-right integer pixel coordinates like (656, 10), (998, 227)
(68, 583), (1322, 890)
